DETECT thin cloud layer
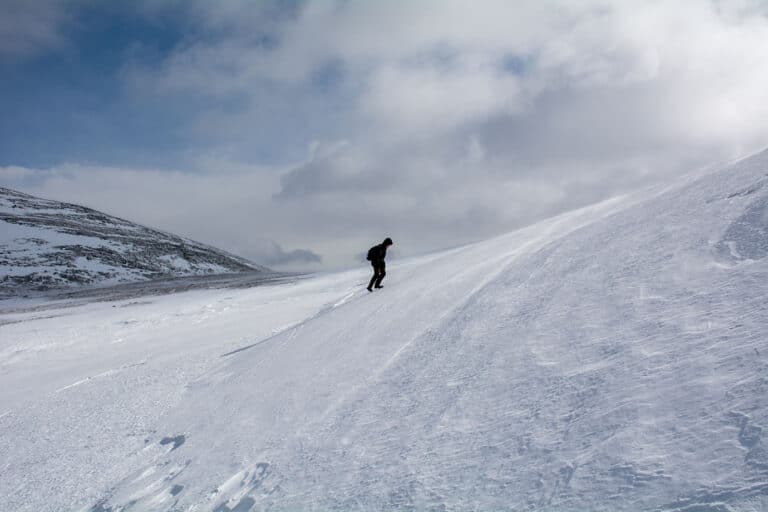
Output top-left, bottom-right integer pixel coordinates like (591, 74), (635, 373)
(2, 1), (768, 269)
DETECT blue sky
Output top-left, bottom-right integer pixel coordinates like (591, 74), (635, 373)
(1, 3), (185, 168)
(2, 1), (768, 269)
(0, 2), (317, 170)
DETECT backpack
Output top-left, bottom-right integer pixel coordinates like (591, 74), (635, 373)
(366, 246), (377, 261)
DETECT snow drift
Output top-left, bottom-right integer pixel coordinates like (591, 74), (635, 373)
(0, 187), (266, 296)
(2, 149), (768, 511)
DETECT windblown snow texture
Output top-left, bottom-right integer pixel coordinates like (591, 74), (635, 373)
(2, 149), (768, 511)
(0, 187), (266, 296)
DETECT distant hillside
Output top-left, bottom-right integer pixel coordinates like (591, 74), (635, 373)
(0, 187), (267, 296)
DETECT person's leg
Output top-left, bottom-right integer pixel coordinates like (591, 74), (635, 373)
(367, 263), (379, 290)
(374, 261), (386, 287)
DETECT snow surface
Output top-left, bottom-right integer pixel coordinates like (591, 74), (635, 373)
(2, 150), (768, 511)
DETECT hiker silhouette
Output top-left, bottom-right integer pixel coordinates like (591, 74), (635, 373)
(365, 237), (393, 291)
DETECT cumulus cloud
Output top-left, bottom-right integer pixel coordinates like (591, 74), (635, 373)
(361, 59), (524, 138)
(128, 1), (768, 162)
(276, 141), (378, 199)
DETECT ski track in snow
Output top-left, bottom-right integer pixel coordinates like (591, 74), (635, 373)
(55, 361), (148, 393)
(3, 150), (768, 511)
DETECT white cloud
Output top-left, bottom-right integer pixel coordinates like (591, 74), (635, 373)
(361, 58), (523, 138)
(128, 1), (768, 150)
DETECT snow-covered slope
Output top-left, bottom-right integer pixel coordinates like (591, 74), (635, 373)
(2, 150), (768, 511)
(0, 187), (266, 296)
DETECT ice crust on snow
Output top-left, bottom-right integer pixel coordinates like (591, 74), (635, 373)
(2, 150), (768, 511)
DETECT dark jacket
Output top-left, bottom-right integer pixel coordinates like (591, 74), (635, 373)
(369, 243), (388, 263)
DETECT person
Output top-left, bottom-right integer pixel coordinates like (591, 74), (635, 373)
(366, 237), (393, 291)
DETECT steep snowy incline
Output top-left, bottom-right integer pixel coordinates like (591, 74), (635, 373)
(72, 150), (768, 511)
(0, 187), (266, 296)
(3, 149), (768, 511)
